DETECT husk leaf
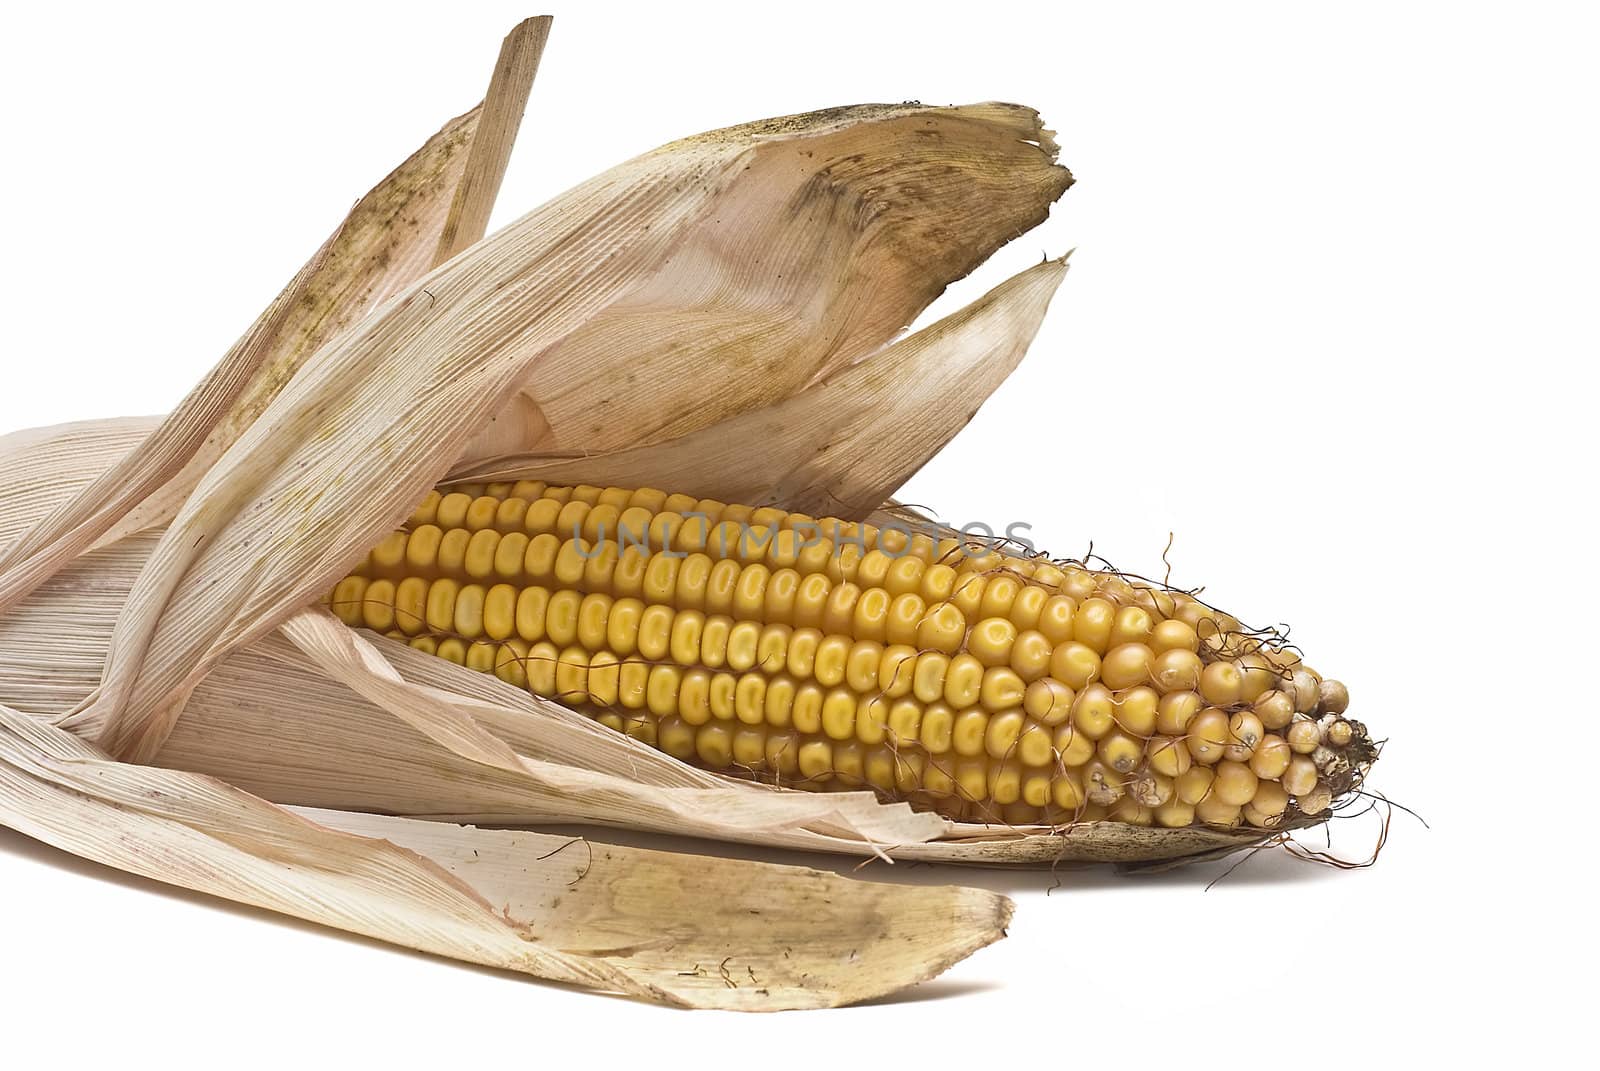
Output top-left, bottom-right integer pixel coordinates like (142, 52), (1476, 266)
(457, 256), (1069, 518)
(55, 100), (1069, 767)
(0, 702), (1009, 1009)
(0, 16), (549, 617)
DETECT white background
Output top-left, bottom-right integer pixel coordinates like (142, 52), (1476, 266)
(1, 1), (1591, 1065)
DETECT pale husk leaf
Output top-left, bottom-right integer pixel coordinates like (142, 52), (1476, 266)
(58, 101), (1071, 766)
(458, 256), (1069, 518)
(0, 701), (1010, 1008)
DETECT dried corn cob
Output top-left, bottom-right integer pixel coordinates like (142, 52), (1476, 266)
(327, 482), (1375, 829)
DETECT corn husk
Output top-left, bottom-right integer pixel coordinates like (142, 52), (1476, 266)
(0, 16), (1282, 1008)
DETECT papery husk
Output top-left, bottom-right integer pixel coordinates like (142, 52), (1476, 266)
(0, 420), (1267, 867)
(46, 96), (1070, 769)
(456, 255), (1071, 519)
(0, 703), (1010, 1009)
(0, 18), (551, 619)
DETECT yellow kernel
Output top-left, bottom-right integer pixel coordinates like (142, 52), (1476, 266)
(920, 703), (955, 753)
(1098, 731), (1142, 773)
(943, 654), (985, 708)
(393, 577), (428, 635)
(1147, 735), (1192, 777)
(636, 604), (674, 661)
(915, 602), (967, 654)
(725, 620), (762, 672)
(1054, 723), (1096, 766)
(695, 723), (734, 768)
(969, 617), (1019, 668)
(669, 668), (708, 725)
(822, 687), (858, 741)
(1212, 760), (1259, 806)
(1151, 618), (1199, 653)
(1049, 642), (1101, 690)
(985, 710), (1026, 759)
(1156, 690), (1203, 735)
(952, 709), (989, 757)
(1287, 719), (1323, 754)
(1023, 678), (1075, 725)
(1072, 684), (1117, 740)
(1186, 707), (1231, 764)
(734, 674), (768, 726)
(1072, 598), (1115, 653)
(1151, 648), (1203, 693)
(699, 615), (732, 669)
(845, 640), (884, 693)
(1101, 643), (1153, 690)
(1199, 661), (1244, 706)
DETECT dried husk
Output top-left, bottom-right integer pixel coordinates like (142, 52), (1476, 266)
(0, 703), (1010, 1010)
(0, 16), (1297, 1010)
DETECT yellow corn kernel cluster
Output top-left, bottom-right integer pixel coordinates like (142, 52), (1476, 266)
(327, 481), (1370, 828)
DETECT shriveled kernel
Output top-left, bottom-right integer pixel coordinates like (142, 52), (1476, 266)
(1318, 678), (1351, 715)
(1326, 719), (1354, 747)
(1082, 762), (1124, 805)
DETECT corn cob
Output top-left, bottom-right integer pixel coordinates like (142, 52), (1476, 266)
(327, 482), (1374, 829)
